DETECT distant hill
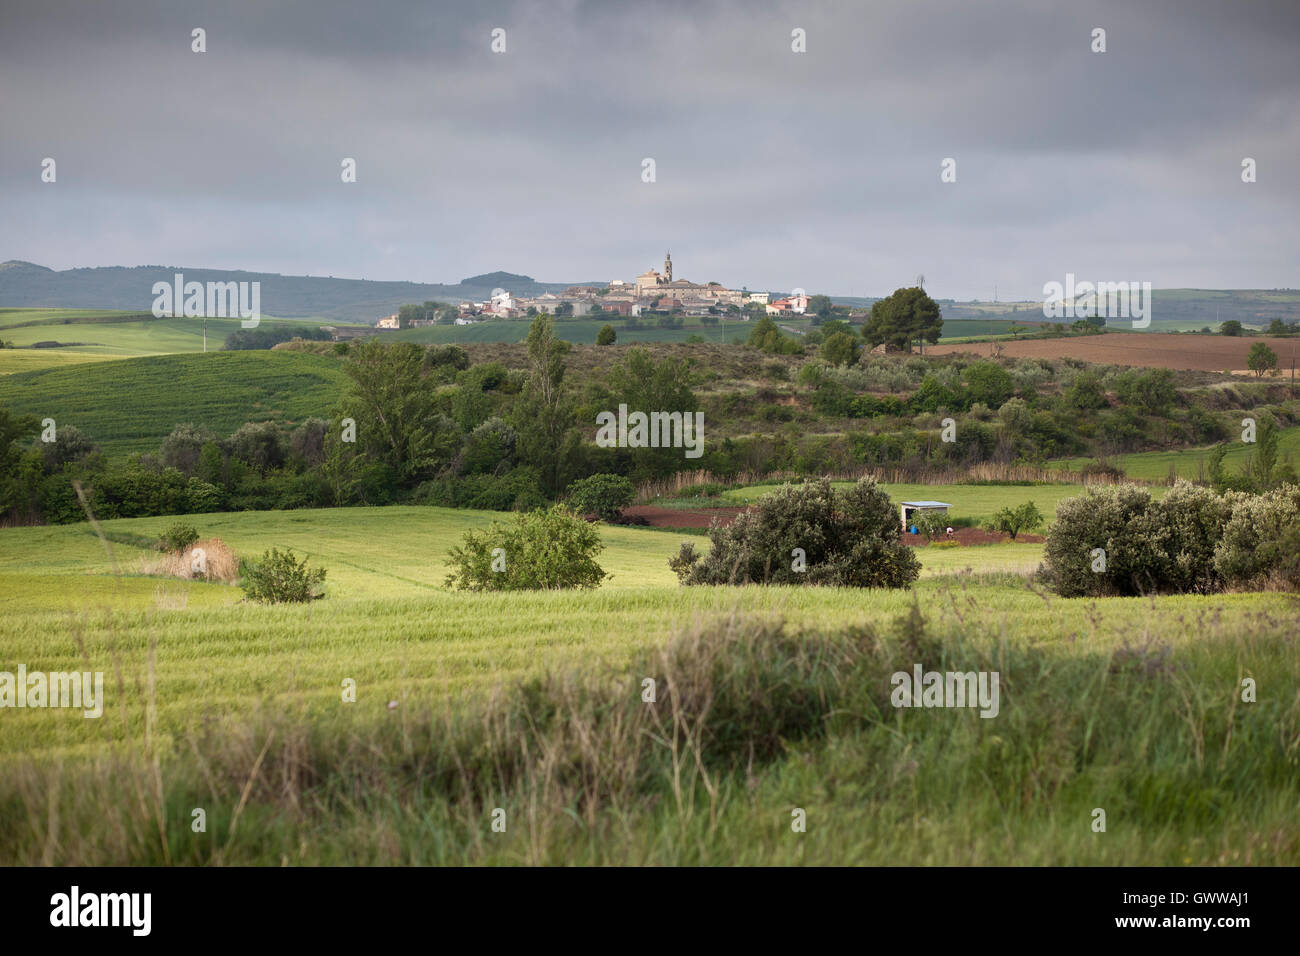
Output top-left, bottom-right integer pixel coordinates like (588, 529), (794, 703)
(0, 261), (597, 322)
(3, 260), (1297, 331)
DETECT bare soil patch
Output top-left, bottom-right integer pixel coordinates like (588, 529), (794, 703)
(927, 333), (1300, 372)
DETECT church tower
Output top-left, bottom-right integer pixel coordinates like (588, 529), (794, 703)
(664, 251), (672, 282)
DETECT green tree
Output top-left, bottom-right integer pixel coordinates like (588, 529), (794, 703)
(820, 331), (861, 367)
(1219, 319), (1243, 336)
(807, 294), (834, 318)
(1064, 370), (1108, 410)
(338, 340), (460, 482)
(601, 347), (700, 478)
(511, 315), (580, 495)
(963, 361), (1015, 408)
(1248, 341), (1279, 378)
(747, 316), (801, 355)
(861, 287), (943, 353)
(984, 501), (1043, 540)
(566, 473), (635, 520)
(595, 324), (617, 345)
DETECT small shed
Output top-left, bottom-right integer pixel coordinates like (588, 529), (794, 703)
(900, 500), (952, 533)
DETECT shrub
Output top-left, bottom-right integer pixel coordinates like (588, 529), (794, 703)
(239, 548), (326, 603)
(415, 466), (544, 512)
(566, 473), (635, 521)
(159, 522), (199, 554)
(670, 476), (920, 588)
(423, 344), (470, 371)
(820, 331), (861, 367)
(963, 361), (1014, 408)
(1041, 481), (1234, 597)
(1080, 459), (1124, 481)
(1214, 484), (1300, 589)
(595, 324), (617, 345)
(445, 506), (607, 591)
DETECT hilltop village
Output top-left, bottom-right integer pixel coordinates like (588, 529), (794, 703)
(375, 254), (810, 327)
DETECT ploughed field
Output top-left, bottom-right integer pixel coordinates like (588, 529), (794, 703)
(927, 331), (1300, 372)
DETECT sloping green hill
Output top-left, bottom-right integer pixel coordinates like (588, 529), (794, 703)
(0, 307), (342, 373)
(0, 350), (348, 458)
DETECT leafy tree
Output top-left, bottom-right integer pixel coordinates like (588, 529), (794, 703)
(510, 315), (580, 495)
(40, 424), (98, 470)
(229, 422), (286, 475)
(1248, 341), (1279, 378)
(963, 361), (1014, 408)
(747, 316), (801, 355)
(599, 347), (700, 479)
(1267, 318), (1290, 335)
(1064, 370), (1108, 410)
(984, 501), (1043, 540)
(445, 506), (607, 591)
(807, 294), (834, 317)
(339, 340), (460, 483)
(161, 424), (212, 476)
(288, 418), (329, 468)
(820, 331), (861, 367)
(0, 406), (39, 519)
(1114, 368), (1176, 415)
(1219, 319), (1243, 336)
(595, 324), (617, 345)
(566, 473), (635, 520)
(861, 287), (943, 353)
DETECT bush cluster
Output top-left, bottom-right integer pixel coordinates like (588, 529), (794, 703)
(445, 506), (607, 591)
(1040, 481), (1300, 596)
(670, 476), (920, 588)
(239, 548), (327, 603)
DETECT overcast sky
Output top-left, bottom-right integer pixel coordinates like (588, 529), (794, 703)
(1, 0), (1296, 300)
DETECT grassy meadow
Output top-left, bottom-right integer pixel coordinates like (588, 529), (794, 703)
(0, 351), (347, 458)
(0, 502), (1296, 865)
(0, 308), (344, 374)
(1053, 425), (1300, 482)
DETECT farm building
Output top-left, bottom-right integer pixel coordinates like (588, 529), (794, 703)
(900, 500), (952, 533)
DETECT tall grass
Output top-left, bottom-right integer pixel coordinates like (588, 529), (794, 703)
(3, 601), (1296, 866)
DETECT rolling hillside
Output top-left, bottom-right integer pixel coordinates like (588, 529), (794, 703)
(0, 350), (347, 458)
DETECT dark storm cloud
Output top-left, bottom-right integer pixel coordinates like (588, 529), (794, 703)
(0, 0), (1295, 299)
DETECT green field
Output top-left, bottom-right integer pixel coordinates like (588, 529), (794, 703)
(0, 504), (1037, 762)
(1053, 426), (1300, 481)
(0, 350), (347, 458)
(0, 308), (349, 374)
(720, 480), (1163, 525)
(0, 503), (1296, 865)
